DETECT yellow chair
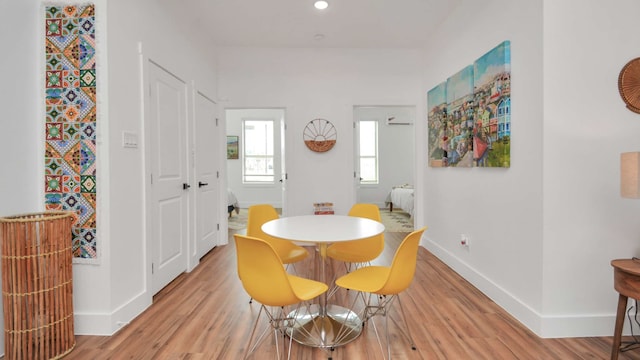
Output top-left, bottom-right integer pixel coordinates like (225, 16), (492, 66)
(247, 204), (309, 266)
(327, 203), (384, 269)
(234, 234), (328, 360)
(334, 226), (427, 359)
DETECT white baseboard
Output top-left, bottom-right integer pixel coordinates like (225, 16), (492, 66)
(421, 238), (621, 338)
(74, 290), (151, 336)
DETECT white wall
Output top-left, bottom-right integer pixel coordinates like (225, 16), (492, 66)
(96, 0), (218, 335)
(423, 0), (640, 338)
(218, 48), (423, 216)
(0, 0), (41, 220)
(422, 0), (546, 335)
(541, 0), (640, 337)
(1, 0), (218, 339)
(0, 1), (42, 354)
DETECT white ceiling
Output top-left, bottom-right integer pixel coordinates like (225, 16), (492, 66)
(165, 0), (462, 48)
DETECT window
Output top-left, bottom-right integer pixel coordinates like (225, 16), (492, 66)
(243, 120), (274, 183)
(359, 120), (378, 184)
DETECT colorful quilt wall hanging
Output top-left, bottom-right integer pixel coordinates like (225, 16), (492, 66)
(44, 4), (98, 260)
(428, 40), (511, 168)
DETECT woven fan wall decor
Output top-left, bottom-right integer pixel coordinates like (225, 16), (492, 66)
(618, 58), (640, 114)
(303, 118), (337, 152)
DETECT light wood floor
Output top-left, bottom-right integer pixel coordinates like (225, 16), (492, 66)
(55, 230), (640, 359)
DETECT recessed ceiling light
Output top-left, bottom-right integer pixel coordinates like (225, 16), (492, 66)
(314, 1), (329, 10)
(314, 34), (325, 41)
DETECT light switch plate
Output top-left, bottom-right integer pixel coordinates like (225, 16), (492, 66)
(122, 131), (138, 148)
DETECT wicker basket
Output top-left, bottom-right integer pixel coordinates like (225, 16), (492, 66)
(0, 212), (76, 359)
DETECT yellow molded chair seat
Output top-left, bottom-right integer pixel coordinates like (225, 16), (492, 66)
(235, 234), (328, 359)
(327, 203), (384, 264)
(247, 204), (308, 265)
(335, 226), (427, 359)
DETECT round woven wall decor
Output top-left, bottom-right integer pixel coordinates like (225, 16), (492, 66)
(618, 57), (640, 114)
(303, 118), (337, 152)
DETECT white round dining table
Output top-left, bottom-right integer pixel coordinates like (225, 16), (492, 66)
(262, 214), (385, 244)
(261, 215), (385, 349)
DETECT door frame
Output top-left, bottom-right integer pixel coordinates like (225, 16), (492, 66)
(141, 44), (193, 298)
(353, 105), (417, 210)
(224, 108), (286, 215)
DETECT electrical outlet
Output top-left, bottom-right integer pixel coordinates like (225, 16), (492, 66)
(460, 234), (470, 247)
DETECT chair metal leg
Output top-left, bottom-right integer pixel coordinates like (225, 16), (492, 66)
(384, 308), (392, 360)
(271, 306), (296, 360)
(367, 307), (387, 358)
(243, 305), (266, 359)
(244, 304), (300, 360)
(284, 263), (296, 274)
(331, 291), (367, 345)
(393, 295), (417, 350)
(353, 294), (417, 359)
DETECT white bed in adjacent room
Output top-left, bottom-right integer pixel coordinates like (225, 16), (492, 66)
(228, 189), (240, 216)
(385, 185), (414, 218)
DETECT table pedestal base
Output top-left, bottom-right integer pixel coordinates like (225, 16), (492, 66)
(288, 304), (362, 348)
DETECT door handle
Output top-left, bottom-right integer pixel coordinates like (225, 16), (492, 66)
(198, 181), (209, 188)
(183, 183), (191, 190)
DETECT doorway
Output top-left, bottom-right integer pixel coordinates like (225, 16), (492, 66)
(354, 106), (415, 212)
(225, 108), (286, 214)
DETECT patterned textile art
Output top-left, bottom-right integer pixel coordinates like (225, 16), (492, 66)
(44, 4), (98, 260)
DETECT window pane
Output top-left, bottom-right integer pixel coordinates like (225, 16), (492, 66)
(244, 157), (274, 175)
(243, 119), (275, 183)
(359, 121), (376, 156)
(359, 120), (378, 183)
(360, 158), (376, 182)
(244, 120), (274, 156)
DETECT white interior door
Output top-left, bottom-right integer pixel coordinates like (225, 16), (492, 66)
(148, 61), (189, 294)
(195, 92), (219, 258)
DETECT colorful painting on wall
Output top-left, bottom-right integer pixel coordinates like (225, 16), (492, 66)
(44, 4), (98, 260)
(427, 40), (511, 168)
(427, 82), (448, 167)
(473, 40), (511, 167)
(446, 65), (475, 167)
(227, 136), (239, 159)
